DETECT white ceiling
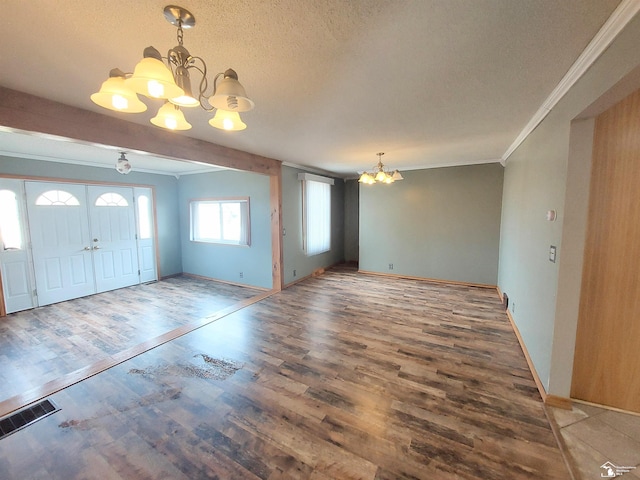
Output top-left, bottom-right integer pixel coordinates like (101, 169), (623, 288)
(0, 0), (625, 177)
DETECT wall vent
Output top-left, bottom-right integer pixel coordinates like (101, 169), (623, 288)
(0, 399), (59, 440)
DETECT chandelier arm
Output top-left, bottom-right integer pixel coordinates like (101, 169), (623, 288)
(177, 56), (212, 110)
(210, 72), (225, 98)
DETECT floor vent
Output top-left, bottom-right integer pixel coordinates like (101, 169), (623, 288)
(0, 399), (59, 440)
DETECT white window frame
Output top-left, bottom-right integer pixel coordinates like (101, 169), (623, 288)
(190, 197), (251, 246)
(299, 173), (334, 256)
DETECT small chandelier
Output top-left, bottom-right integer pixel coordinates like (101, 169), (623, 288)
(358, 153), (403, 184)
(91, 5), (254, 132)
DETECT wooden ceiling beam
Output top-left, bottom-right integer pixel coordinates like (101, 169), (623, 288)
(0, 87), (281, 177)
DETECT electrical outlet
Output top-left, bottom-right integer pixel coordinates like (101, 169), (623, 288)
(512, 302), (516, 313)
(293, 269), (296, 277)
(389, 263), (394, 270)
(549, 245), (557, 263)
(239, 272), (244, 279)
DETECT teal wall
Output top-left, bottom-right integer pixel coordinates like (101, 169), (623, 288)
(282, 165), (345, 285)
(0, 155), (182, 277)
(360, 163), (503, 285)
(177, 170), (272, 289)
(497, 14), (640, 396)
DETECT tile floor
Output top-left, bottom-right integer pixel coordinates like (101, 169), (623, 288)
(548, 402), (640, 479)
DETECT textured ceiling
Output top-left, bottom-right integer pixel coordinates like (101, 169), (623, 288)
(0, 0), (623, 176)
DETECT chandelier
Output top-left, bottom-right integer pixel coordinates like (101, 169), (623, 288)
(91, 5), (254, 132)
(358, 153), (403, 184)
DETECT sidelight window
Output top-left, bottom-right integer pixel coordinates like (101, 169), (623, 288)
(137, 194), (152, 239)
(0, 190), (23, 250)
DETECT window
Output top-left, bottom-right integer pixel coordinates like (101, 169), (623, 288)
(35, 190), (80, 206)
(0, 190), (23, 250)
(190, 198), (250, 245)
(137, 194), (152, 239)
(299, 173), (334, 255)
(95, 192), (128, 207)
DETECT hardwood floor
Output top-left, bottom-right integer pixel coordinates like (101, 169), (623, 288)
(0, 276), (263, 405)
(0, 268), (569, 479)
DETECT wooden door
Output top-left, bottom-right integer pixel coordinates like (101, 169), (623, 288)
(571, 88), (640, 413)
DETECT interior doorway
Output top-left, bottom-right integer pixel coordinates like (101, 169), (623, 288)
(571, 87), (640, 413)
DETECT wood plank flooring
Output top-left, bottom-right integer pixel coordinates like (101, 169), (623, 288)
(0, 276), (262, 404)
(0, 267), (570, 479)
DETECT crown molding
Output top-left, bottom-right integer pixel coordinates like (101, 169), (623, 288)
(501, 0), (640, 164)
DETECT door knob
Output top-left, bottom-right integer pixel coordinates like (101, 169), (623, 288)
(93, 246), (101, 250)
(84, 246), (91, 251)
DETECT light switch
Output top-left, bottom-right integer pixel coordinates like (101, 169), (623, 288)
(549, 245), (557, 263)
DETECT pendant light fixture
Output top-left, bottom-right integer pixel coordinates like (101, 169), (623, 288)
(91, 5), (254, 131)
(115, 152), (132, 174)
(358, 153), (403, 184)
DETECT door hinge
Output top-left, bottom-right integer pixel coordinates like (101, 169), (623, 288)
(138, 269), (140, 276)
(33, 289), (37, 297)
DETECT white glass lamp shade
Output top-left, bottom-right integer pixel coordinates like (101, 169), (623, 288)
(126, 57), (184, 99)
(209, 109), (247, 131)
(170, 94), (200, 108)
(358, 172), (374, 184)
(150, 102), (192, 130)
(209, 69), (255, 112)
(91, 75), (147, 113)
(391, 170), (404, 181)
(375, 170), (387, 182)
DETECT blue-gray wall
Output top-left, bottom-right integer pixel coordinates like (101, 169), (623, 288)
(344, 179), (359, 263)
(0, 155), (182, 277)
(497, 14), (640, 396)
(282, 165), (345, 285)
(360, 163), (503, 285)
(177, 170), (272, 289)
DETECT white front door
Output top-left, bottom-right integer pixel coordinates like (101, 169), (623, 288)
(25, 182), (95, 306)
(88, 186), (140, 293)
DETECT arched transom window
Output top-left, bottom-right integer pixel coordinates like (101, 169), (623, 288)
(35, 190), (80, 206)
(95, 192), (128, 207)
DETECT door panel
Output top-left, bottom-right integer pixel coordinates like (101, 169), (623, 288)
(135, 188), (158, 283)
(25, 182), (95, 306)
(88, 186), (140, 293)
(0, 179), (35, 313)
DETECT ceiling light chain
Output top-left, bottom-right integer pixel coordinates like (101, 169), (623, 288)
(358, 153), (403, 185)
(91, 5), (254, 132)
